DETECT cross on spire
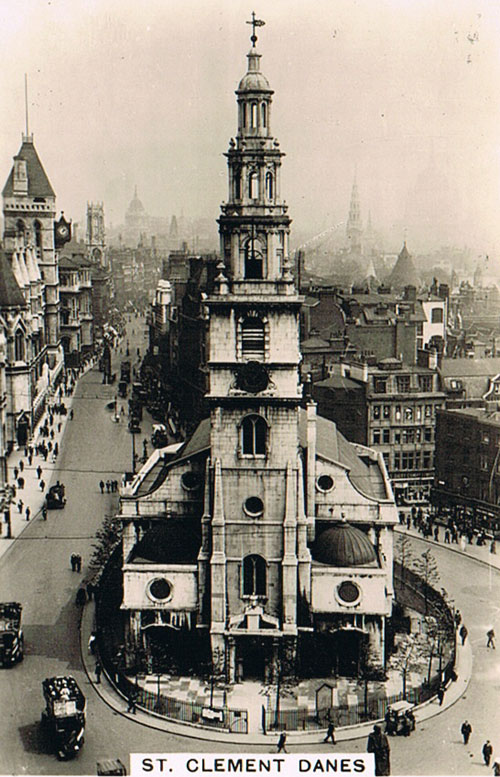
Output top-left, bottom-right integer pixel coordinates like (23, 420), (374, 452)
(246, 11), (265, 46)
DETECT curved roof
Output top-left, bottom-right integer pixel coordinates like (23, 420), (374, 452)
(312, 522), (377, 567)
(129, 519), (201, 565)
(237, 48), (272, 93)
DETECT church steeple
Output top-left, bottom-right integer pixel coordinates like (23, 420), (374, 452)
(218, 18), (291, 286)
(346, 173), (363, 254)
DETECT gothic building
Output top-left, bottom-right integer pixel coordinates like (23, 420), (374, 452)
(86, 202), (112, 340)
(119, 23), (397, 681)
(1, 133), (64, 445)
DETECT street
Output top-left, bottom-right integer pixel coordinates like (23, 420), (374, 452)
(0, 320), (498, 774)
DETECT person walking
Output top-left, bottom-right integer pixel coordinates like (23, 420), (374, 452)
(367, 724), (391, 776)
(17, 499), (23, 514)
(24, 506), (30, 521)
(99, 480), (105, 494)
(437, 684), (445, 706)
(75, 554), (82, 573)
(70, 409), (74, 420)
(460, 625), (468, 646)
(13, 466), (18, 481)
(94, 660), (102, 684)
(17, 476), (24, 490)
(127, 691), (137, 714)
(483, 741), (493, 766)
(19, 460), (24, 472)
(323, 722), (336, 744)
(42, 505), (47, 520)
(487, 629), (496, 649)
(106, 480), (111, 493)
(36, 465), (42, 480)
(493, 760), (500, 776)
(70, 554), (77, 571)
(277, 732), (288, 753)
(39, 479), (45, 492)
(461, 720), (472, 745)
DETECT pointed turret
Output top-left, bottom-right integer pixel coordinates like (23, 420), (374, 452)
(346, 174), (362, 254)
(388, 242), (421, 290)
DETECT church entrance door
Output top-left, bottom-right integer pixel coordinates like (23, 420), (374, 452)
(331, 629), (367, 677)
(237, 636), (270, 680)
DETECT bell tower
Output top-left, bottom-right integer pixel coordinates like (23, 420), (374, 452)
(204, 16), (309, 682)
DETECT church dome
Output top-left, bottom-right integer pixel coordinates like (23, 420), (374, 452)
(237, 48), (271, 92)
(312, 522), (377, 567)
(126, 187), (145, 215)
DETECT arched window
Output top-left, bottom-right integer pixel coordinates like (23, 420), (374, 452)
(34, 220), (42, 248)
(431, 307), (443, 324)
(242, 414), (267, 455)
(249, 171), (259, 200)
(234, 169), (241, 200)
(15, 330), (25, 361)
(265, 172), (274, 199)
(241, 317), (265, 358)
(242, 103), (247, 128)
(250, 102), (258, 128)
(16, 220), (25, 240)
(243, 555), (266, 596)
(244, 241), (263, 280)
(261, 102), (267, 127)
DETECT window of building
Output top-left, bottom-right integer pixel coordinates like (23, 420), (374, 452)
(425, 405), (432, 418)
(241, 414), (267, 455)
(402, 429), (415, 444)
(416, 406), (422, 422)
(394, 453), (401, 470)
(383, 429), (390, 444)
(402, 451), (414, 470)
(249, 171), (259, 199)
(265, 171), (273, 199)
(241, 317), (265, 359)
(383, 405), (390, 419)
(250, 102), (258, 128)
(415, 428), (422, 442)
(431, 307), (443, 323)
(242, 555), (266, 596)
(373, 405), (381, 420)
(424, 428), (432, 442)
(244, 240), (264, 279)
(234, 169), (241, 200)
(423, 451), (431, 469)
(34, 220), (42, 248)
(419, 375), (432, 392)
(397, 375), (411, 392)
(373, 429), (381, 444)
(394, 431), (401, 444)
(382, 452), (389, 467)
(316, 474), (335, 493)
(483, 432), (490, 444)
(405, 407), (413, 421)
(261, 102), (267, 127)
(14, 330), (25, 361)
(373, 379), (387, 394)
(241, 103), (247, 127)
(395, 405), (401, 422)
(414, 452), (421, 470)
(244, 496), (264, 518)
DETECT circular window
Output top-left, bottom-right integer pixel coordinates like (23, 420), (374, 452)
(181, 472), (202, 492)
(244, 496), (264, 518)
(316, 474), (335, 493)
(148, 578), (172, 601)
(337, 581), (361, 604)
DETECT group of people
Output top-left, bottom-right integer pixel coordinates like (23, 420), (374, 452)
(99, 479), (120, 493)
(70, 553), (82, 572)
(400, 507), (497, 554)
(384, 707), (416, 737)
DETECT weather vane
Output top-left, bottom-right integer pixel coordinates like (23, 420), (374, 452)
(246, 11), (265, 45)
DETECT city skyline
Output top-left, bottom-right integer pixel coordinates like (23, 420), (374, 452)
(0, 0), (499, 255)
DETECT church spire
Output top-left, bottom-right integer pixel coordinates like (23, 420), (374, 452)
(346, 173), (362, 254)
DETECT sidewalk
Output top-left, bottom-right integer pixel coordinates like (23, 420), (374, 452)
(395, 522), (500, 573)
(0, 361), (95, 564)
(79, 598), (474, 745)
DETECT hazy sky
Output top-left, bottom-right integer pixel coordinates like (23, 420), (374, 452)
(0, 0), (499, 254)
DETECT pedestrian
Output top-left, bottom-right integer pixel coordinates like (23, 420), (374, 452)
(493, 760), (500, 776)
(39, 479), (45, 492)
(88, 631), (97, 654)
(461, 720), (472, 745)
(25, 506), (30, 521)
(19, 460), (24, 472)
(487, 629), (496, 649)
(437, 684), (445, 706)
(28, 452), (33, 466)
(70, 409), (74, 420)
(434, 525), (439, 542)
(460, 625), (468, 646)
(106, 480), (111, 493)
(127, 691), (137, 714)
(17, 477), (24, 489)
(42, 505), (47, 520)
(95, 660), (102, 684)
(323, 722), (336, 744)
(444, 528), (451, 543)
(17, 499), (23, 514)
(37, 465), (42, 480)
(483, 741), (493, 767)
(13, 466), (18, 480)
(70, 554), (77, 571)
(454, 610), (462, 629)
(99, 479), (105, 494)
(86, 581), (94, 600)
(75, 587), (87, 607)
(367, 724), (391, 776)
(75, 554), (82, 573)
(491, 540), (497, 555)
(277, 732), (287, 753)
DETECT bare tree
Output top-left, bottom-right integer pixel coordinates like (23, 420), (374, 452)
(412, 549), (440, 615)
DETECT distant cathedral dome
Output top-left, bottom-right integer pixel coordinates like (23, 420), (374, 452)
(126, 186), (146, 217)
(312, 522), (377, 567)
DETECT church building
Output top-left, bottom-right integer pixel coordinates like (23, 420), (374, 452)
(119, 21), (398, 682)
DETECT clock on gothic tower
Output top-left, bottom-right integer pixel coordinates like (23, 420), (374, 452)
(235, 361), (269, 393)
(54, 213), (72, 247)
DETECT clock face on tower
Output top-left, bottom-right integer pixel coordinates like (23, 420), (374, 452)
(236, 361), (269, 393)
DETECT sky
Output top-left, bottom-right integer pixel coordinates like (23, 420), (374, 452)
(0, 0), (499, 254)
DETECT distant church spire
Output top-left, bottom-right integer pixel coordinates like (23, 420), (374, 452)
(346, 173), (362, 254)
